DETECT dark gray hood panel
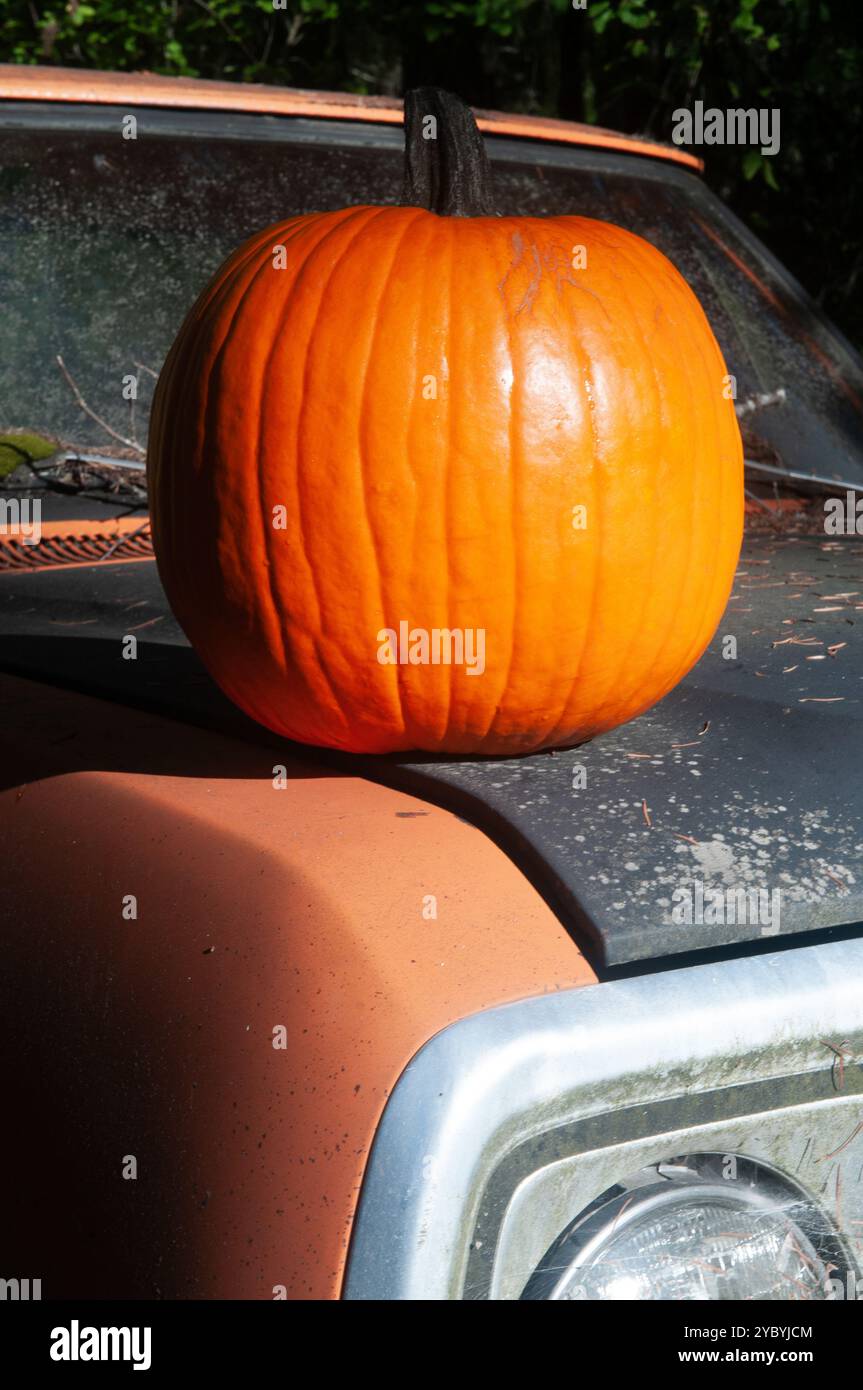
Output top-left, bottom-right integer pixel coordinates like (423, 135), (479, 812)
(399, 532), (863, 963)
(2, 531), (861, 967)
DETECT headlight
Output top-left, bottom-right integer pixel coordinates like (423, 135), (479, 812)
(522, 1154), (849, 1301)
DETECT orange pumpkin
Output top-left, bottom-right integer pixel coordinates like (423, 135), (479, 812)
(149, 88), (742, 757)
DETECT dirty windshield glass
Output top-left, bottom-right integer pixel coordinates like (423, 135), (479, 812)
(1, 105), (861, 486)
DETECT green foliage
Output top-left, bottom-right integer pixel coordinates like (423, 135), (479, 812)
(1, 0), (860, 343)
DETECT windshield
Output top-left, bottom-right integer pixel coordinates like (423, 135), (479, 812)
(2, 102), (862, 489)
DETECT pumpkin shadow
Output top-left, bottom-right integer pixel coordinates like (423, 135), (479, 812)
(0, 632), (593, 792)
(0, 634), (323, 791)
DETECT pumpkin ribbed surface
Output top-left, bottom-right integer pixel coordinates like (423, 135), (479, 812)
(149, 205), (742, 755)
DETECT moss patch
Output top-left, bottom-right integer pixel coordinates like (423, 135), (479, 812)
(0, 432), (58, 479)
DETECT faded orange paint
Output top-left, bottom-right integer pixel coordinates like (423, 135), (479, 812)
(0, 63), (704, 171)
(0, 674), (594, 1299)
(31, 517), (149, 539)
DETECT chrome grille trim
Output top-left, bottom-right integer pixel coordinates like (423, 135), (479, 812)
(343, 936), (863, 1300)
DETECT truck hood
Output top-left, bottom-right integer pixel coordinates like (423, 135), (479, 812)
(2, 526), (861, 969)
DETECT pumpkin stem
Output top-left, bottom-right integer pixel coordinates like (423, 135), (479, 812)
(402, 87), (496, 217)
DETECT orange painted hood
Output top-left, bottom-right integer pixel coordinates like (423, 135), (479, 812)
(0, 673), (594, 1299)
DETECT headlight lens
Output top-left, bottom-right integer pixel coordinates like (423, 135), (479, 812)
(523, 1154), (849, 1301)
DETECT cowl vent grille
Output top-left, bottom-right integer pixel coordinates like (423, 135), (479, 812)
(0, 519), (153, 571)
